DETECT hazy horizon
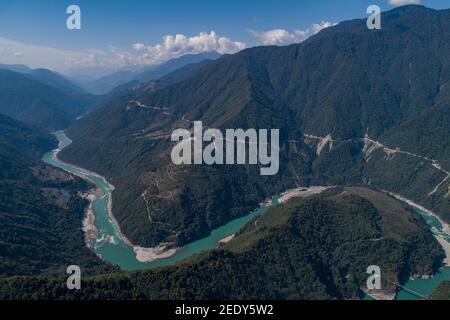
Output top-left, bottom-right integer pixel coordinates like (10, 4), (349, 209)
(1, 0), (448, 75)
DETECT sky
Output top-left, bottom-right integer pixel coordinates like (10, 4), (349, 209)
(0, 0), (448, 74)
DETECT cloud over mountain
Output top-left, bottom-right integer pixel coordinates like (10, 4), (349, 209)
(0, 31), (246, 73)
(131, 31), (246, 65)
(249, 21), (335, 46)
(388, 0), (421, 6)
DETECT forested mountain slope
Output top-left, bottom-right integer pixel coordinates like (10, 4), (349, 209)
(0, 188), (442, 299)
(0, 69), (89, 130)
(0, 114), (109, 277)
(61, 5), (450, 248)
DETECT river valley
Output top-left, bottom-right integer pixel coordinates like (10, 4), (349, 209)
(42, 131), (450, 300)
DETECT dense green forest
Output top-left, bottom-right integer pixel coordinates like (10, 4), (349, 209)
(0, 114), (111, 277)
(61, 5), (450, 248)
(0, 188), (443, 300)
(0, 5), (448, 302)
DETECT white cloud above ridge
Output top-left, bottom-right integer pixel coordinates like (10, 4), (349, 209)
(388, 0), (421, 6)
(249, 21), (335, 46)
(0, 23), (336, 73)
(131, 31), (246, 65)
(0, 31), (246, 73)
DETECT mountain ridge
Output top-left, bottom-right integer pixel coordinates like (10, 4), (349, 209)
(84, 51), (222, 94)
(0, 69), (91, 130)
(61, 5), (450, 247)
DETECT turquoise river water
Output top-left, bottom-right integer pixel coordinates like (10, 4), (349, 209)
(42, 131), (450, 299)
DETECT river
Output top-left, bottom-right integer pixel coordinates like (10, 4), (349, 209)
(42, 131), (450, 299)
(395, 206), (450, 300)
(42, 131), (278, 271)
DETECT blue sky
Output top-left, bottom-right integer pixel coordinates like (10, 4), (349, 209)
(0, 0), (448, 73)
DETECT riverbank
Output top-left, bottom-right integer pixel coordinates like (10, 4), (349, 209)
(361, 191), (450, 300)
(386, 192), (450, 267)
(361, 288), (396, 301)
(49, 132), (180, 264)
(387, 192), (450, 235)
(54, 133), (333, 264)
(218, 234), (235, 244)
(278, 186), (331, 204)
(436, 237), (450, 266)
(105, 192), (179, 263)
(47, 132), (450, 285)
(80, 188), (101, 249)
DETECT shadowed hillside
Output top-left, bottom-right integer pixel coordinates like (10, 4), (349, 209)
(0, 114), (110, 276)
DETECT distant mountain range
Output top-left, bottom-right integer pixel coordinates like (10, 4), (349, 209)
(0, 69), (93, 130)
(0, 52), (223, 130)
(62, 5), (450, 249)
(83, 51), (222, 94)
(0, 63), (86, 94)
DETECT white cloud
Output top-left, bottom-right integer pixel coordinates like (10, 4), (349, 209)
(0, 31), (246, 72)
(132, 31), (246, 65)
(388, 0), (421, 6)
(0, 37), (147, 72)
(132, 43), (146, 50)
(249, 21), (335, 46)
